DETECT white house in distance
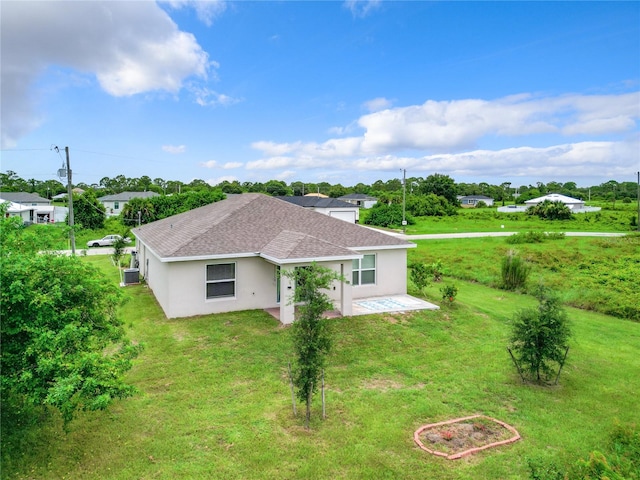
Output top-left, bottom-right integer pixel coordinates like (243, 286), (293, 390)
(132, 193), (431, 324)
(0, 192), (59, 223)
(457, 195), (494, 207)
(98, 191), (160, 216)
(276, 196), (360, 223)
(498, 193), (600, 213)
(338, 193), (378, 209)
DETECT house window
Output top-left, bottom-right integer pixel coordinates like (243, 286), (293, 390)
(352, 254), (376, 286)
(114, 201), (120, 210)
(206, 263), (236, 299)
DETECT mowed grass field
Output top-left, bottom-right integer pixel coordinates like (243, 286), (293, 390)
(2, 254), (639, 480)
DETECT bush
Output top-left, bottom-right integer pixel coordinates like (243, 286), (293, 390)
(440, 284), (458, 304)
(501, 250), (530, 291)
(364, 203), (415, 228)
(527, 200), (573, 220)
(410, 262), (430, 293)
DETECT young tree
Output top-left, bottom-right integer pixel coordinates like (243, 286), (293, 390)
(1, 211), (141, 425)
(509, 288), (572, 383)
(285, 263), (343, 428)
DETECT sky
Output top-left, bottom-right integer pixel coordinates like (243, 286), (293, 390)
(1, 0), (639, 189)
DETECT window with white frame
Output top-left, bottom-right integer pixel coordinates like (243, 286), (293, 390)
(352, 254), (376, 286)
(206, 263), (236, 299)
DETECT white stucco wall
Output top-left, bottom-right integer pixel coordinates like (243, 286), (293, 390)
(137, 240), (409, 320)
(350, 248), (408, 299)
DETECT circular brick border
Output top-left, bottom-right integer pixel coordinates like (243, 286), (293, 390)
(414, 414), (521, 460)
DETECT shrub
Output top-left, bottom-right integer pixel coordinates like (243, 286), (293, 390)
(501, 250), (530, 291)
(440, 284), (458, 304)
(410, 262), (430, 294)
(527, 200), (573, 220)
(430, 260), (444, 282)
(475, 200), (487, 208)
(364, 203), (415, 228)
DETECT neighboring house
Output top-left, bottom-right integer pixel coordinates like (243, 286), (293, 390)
(133, 193), (416, 324)
(276, 196), (360, 223)
(98, 191), (159, 216)
(52, 187), (85, 200)
(524, 193), (585, 210)
(0, 192), (54, 224)
(0, 191), (51, 207)
(457, 195), (494, 207)
(338, 193), (378, 209)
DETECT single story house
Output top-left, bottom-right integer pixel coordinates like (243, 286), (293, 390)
(338, 193), (378, 209)
(0, 192), (55, 224)
(98, 191), (160, 216)
(133, 193), (416, 324)
(457, 195), (494, 207)
(524, 193), (585, 210)
(0, 191), (50, 207)
(276, 196), (360, 223)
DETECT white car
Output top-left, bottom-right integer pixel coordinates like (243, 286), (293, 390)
(86, 235), (131, 247)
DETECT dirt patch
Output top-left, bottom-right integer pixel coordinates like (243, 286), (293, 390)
(414, 415), (521, 460)
(362, 378), (404, 391)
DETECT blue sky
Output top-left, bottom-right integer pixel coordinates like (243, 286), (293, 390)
(1, 0), (639, 189)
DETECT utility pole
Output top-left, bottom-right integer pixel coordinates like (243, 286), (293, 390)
(401, 169), (407, 234)
(65, 147), (76, 254)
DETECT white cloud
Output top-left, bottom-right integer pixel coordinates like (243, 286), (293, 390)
(343, 0), (382, 18)
(191, 86), (242, 107)
(251, 92), (640, 161)
(163, 0), (227, 26)
(163, 145), (187, 154)
(363, 97), (393, 112)
(1, 1), (212, 147)
(223, 162), (243, 169)
(200, 160), (217, 168)
(247, 136), (639, 182)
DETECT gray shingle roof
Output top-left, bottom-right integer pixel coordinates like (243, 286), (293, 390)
(134, 193), (412, 262)
(276, 196), (359, 209)
(0, 192), (50, 204)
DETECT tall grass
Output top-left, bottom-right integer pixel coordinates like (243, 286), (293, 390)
(501, 250), (530, 291)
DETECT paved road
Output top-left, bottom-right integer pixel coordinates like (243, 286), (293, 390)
(54, 246), (137, 256)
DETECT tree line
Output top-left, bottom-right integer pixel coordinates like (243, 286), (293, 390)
(1, 170), (637, 204)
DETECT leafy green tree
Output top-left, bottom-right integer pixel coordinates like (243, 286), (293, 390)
(286, 264), (343, 428)
(421, 173), (458, 205)
(0, 212), (141, 425)
(509, 288), (571, 383)
(264, 180), (291, 196)
(72, 191), (105, 230)
(407, 193), (457, 216)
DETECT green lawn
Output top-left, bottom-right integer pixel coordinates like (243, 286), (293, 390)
(3, 256), (639, 479)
